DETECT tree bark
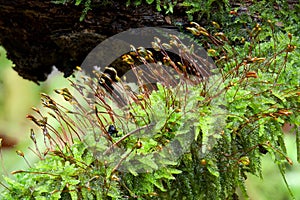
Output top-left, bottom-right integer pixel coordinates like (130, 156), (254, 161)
(0, 0), (187, 83)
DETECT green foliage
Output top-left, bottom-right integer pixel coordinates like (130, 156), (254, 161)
(3, 141), (93, 199)
(180, 0), (229, 20)
(51, 0), (229, 21)
(126, 0), (177, 14)
(2, 1), (300, 199)
(126, 0), (229, 19)
(51, 0), (93, 21)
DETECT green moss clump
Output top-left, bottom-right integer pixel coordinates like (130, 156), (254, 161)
(1, 2), (300, 198)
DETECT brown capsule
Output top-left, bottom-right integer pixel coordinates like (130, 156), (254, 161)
(286, 157), (293, 165)
(155, 145), (163, 151)
(200, 159), (207, 166)
(269, 113), (276, 118)
(54, 89), (62, 95)
(286, 44), (296, 52)
(154, 36), (161, 44)
(214, 32), (227, 41)
(207, 49), (217, 56)
(241, 37), (245, 44)
(149, 192), (158, 196)
(278, 109), (292, 116)
(163, 56), (171, 65)
(37, 117), (48, 126)
(252, 57), (266, 63)
(61, 88), (73, 100)
(145, 54), (155, 63)
(199, 30), (209, 37)
(192, 22), (208, 33)
(246, 71), (258, 78)
(26, 114), (35, 120)
(30, 129), (36, 143)
(122, 54), (135, 65)
(216, 55), (228, 63)
(137, 47), (149, 57)
(31, 107), (40, 113)
(187, 22), (209, 36)
(136, 94), (145, 101)
(212, 21), (221, 29)
(169, 38), (179, 48)
(151, 42), (161, 51)
(136, 140), (142, 149)
(174, 108), (181, 113)
(129, 45), (137, 55)
(44, 148), (50, 156)
(103, 67), (120, 82)
(288, 33), (292, 40)
(16, 150), (24, 157)
(111, 174), (120, 181)
(11, 170), (26, 175)
(186, 27), (201, 36)
(238, 156), (250, 166)
(189, 21), (200, 28)
(229, 10), (238, 16)
(162, 43), (172, 50)
(26, 114), (41, 126)
(75, 66), (82, 71)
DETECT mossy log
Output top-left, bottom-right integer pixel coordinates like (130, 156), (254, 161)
(0, 0), (188, 83)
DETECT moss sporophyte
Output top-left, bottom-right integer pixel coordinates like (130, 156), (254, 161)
(1, 20), (299, 199)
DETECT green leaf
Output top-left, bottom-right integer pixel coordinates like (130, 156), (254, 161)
(156, 0), (162, 11)
(138, 155), (158, 170)
(166, 168), (182, 175)
(146, 0), (154, 4)
(127, 164), (139, 176)
(207, 161), (220, 177)
(150, 179), (166, 192)
(194, 124), (201, 141)
(133, 0), (142, 6)
(271, 89), (287, 103)
(75, 0), (82, 6)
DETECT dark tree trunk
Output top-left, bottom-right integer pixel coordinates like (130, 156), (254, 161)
(0, 0), (187, 83)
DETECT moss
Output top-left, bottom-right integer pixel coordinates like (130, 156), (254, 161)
(2, 1), (300, 199)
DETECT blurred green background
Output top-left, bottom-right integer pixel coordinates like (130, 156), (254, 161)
(0, 46), (69, 173)
(0, 46), (299, 199)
